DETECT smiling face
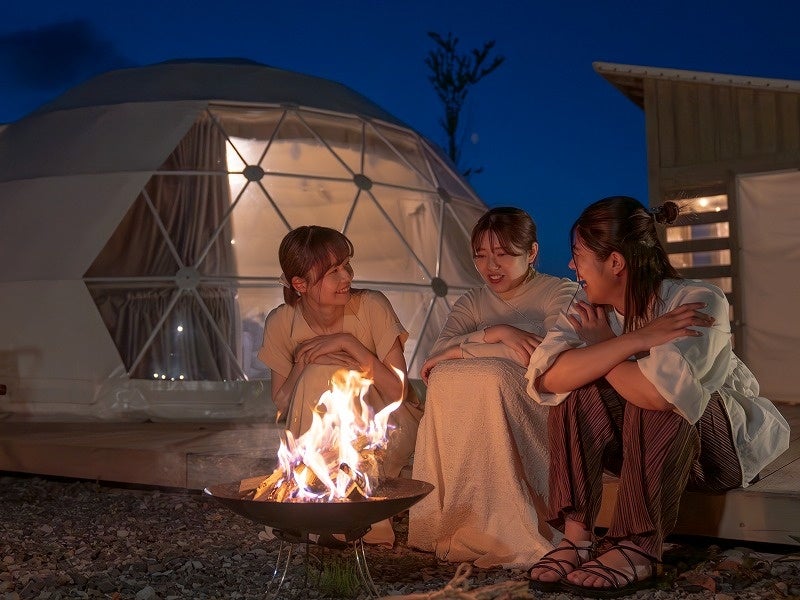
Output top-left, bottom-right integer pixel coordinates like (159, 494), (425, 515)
(569, 234), (626, 310)
(473, 232), (536, 294)
(300, 255), (354, 308)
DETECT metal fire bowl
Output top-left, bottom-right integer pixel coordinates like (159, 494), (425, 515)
(204, 477), (434, 536)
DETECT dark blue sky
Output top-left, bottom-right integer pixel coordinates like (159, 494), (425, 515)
(3, 0), (800, 277)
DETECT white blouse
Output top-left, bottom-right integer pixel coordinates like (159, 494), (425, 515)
(431, 270), (579, 362)
(526, 278), (790, 486)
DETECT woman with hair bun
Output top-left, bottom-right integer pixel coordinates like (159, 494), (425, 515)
(526, 196), (789, 597)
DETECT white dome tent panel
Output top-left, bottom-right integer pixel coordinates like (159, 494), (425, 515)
(362, 123), (436, 190)
(344, 188), (433, 284)
(260, 113), (356, 179)
(0, 281), (124, 415)
(214, 174), (292, 278)
(0, 101), (203, 180)
(0, 175), (154, 281)
(0, 60), (487, 421)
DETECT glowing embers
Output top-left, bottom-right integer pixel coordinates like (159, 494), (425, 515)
(247, 369), (401, 502)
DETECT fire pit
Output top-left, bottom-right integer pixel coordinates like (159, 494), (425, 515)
(204, 369), (432, 597)
(204, 476), (432, 537)
(204, 476), (433, 597)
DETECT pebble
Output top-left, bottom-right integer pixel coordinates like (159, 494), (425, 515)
(1, 475), (799, 600)
(135, 586), (158, 600)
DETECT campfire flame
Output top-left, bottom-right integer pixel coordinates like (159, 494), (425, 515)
(248, 368), (402, 502)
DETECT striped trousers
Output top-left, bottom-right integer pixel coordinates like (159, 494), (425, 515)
(546, 379), (742, 559)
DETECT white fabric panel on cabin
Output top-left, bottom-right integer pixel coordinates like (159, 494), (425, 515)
(736, 170), (800, 405)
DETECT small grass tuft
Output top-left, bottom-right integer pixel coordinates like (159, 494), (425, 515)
(316, 555), (361, 598)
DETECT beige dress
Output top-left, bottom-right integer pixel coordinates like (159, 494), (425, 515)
(258, 288), (422, 480)
(407, 270), (578, 568)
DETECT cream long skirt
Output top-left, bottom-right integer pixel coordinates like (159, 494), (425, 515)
(407, 358), (558, 568)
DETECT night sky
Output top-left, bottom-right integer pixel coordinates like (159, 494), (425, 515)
(3, 0), (800, 277)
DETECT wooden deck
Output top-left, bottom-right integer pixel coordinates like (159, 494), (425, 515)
(0, 421), (284, 491)
(0, 404), (798, 547)
(597, 403), (800, 546)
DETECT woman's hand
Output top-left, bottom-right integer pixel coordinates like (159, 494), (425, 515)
(420, 346), (461, 384)
(294, 333), (365, 367)
(484, 324), (542, 366)
(307, 350), (361, 370)
(629, 302), (715, 351)
(568, 301), (615, 345)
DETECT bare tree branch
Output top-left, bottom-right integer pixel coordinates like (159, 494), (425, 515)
(425, 32), (505, 178)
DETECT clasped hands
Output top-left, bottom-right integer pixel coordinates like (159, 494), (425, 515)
(294, 333), (364, 371)
(420, 324), (542, 384)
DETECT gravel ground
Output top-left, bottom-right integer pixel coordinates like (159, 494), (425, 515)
(1, 474), (799, 600)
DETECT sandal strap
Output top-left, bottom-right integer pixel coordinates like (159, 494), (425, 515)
(530, 556), (572, 579)
(607, 543), (661, 582)
(573, 543), (662, 588)
(529, 539), (595, 579)
(573, 563), (633, 589)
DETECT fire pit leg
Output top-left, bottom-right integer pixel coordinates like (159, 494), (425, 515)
(352, 538), (379, 598)
(265, 540), (293, 598)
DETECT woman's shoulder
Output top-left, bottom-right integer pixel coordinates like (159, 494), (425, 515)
(662, 278), (727, 302)
(263, 302), (294, 337)
(267, 303), (294, 319)
(265, 302), (292, 322)
(660, 279), (729, 318)
(349, 288), (395, 313)
(524, 272), (579, 306)
(351, 287), (387, 303)
(533, 271), (579, 292)
(451, 286), (487, 309)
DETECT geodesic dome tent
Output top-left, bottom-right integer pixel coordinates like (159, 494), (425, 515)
(0, 59), (487, 421)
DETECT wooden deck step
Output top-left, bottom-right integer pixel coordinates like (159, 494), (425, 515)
(599, 402), (800, 546)
(1, 403), (798, 546)
(0, 422), (283, 489)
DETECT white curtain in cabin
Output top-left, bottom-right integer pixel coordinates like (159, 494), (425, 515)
(736, 171), (800, 404)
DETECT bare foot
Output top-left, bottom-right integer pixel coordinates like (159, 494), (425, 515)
(566, 540), (654, 589)
(528, 539), (593, 584)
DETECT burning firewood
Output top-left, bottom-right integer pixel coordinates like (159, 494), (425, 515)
(243, 369), (402, 503)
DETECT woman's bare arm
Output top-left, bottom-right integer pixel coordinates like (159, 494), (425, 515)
(295, 333), (407, 403)
(538, 302), (713, 409)
(270, 362), (306, 422)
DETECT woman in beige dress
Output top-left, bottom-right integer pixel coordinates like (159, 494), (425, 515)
(258, 225), (422, 545)
(407, 207), (578, 567)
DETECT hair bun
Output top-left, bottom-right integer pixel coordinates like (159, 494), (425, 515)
(652, 201), (680, 225)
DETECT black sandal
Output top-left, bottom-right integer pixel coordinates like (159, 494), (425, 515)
(560, 543), (665, 598)
(527, 539), (594, 592)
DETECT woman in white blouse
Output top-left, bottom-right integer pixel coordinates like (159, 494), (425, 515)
(526, 196), (789, 597)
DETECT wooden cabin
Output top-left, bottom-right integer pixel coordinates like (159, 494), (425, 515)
(594, 62), (799, 545)
(595, 61), (800, 406)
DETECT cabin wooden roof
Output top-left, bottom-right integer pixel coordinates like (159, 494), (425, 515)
(593, 61), (800, 109)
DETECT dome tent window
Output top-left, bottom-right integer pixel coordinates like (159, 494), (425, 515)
(82, 104), (486, 384)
